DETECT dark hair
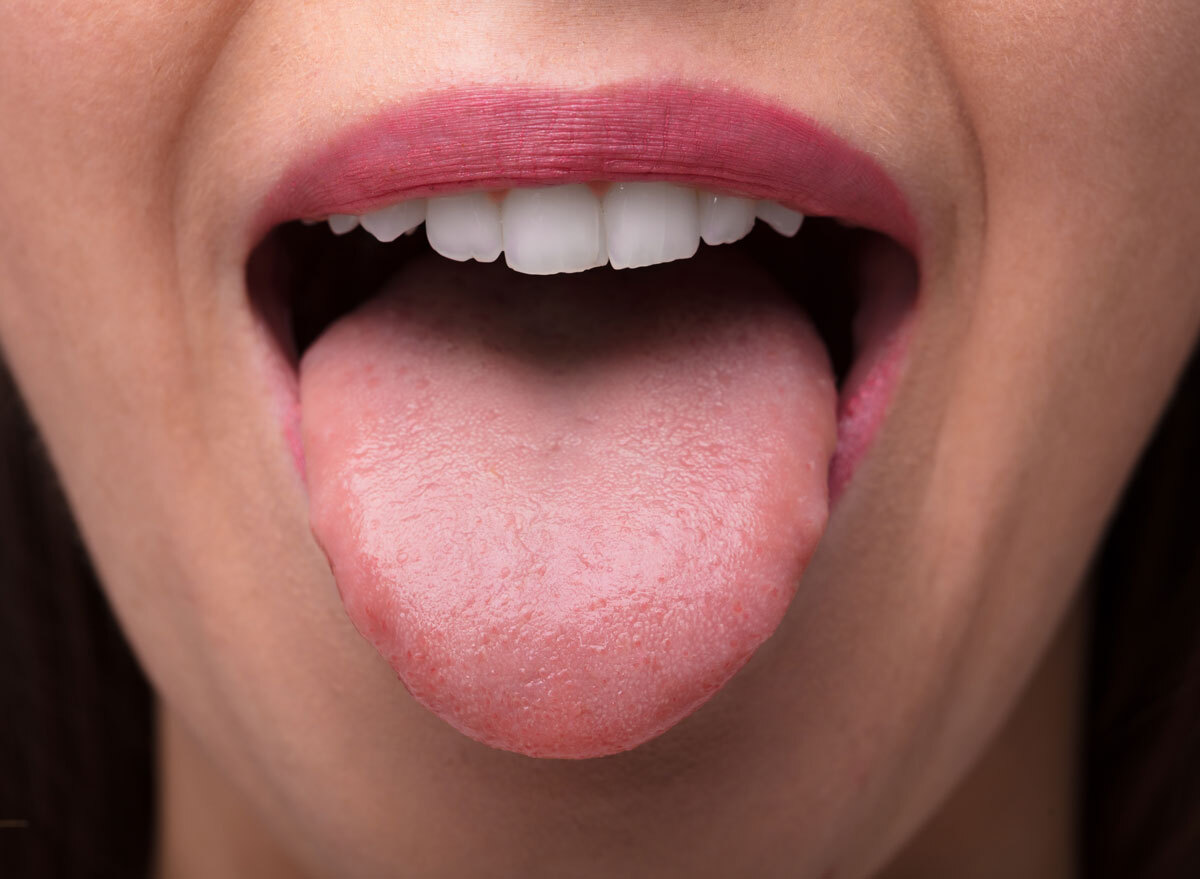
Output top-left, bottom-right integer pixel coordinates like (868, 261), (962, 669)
(0, 343), (1197, 878)
(1084, 343), (1200, 877)
(0, 364), (153, 878)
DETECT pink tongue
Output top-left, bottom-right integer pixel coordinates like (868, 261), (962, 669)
(300, 249), (836, 758)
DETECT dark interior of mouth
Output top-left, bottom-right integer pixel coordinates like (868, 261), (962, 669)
(246, 214), (917, 391)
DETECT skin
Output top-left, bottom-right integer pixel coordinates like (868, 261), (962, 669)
(2, 1), (1199, 877)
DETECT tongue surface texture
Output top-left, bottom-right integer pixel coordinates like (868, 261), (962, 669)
(300, 249), (836, 758)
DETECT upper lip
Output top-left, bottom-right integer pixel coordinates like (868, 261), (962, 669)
(249, 82), (921, 259)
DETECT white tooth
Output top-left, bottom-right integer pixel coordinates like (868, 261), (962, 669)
(327, 214), (360, 235)
(501, 185), (605, 275)
(755, 201), (804, 237)
(360, 200), (426, 243)
(602, 182), (700, 270)
(698, 192), (756, 246)
(425, 192), (503, 262)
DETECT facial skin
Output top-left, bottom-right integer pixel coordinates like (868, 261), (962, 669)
(1, 2), (1199, 877)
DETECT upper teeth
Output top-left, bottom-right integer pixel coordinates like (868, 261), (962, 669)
(320, 183), (804, 276)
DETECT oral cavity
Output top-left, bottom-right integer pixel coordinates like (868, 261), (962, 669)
(268, 182), (906, 760)
(321, 182), (805, 275)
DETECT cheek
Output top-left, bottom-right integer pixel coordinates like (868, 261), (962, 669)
(0, 1), (240, 418)
(924, 0), (1200, 391)
(0, 2), (302, 765)
(928, 0), (1200, 162)
(0, 3), (246, 175)
(0, 0), (254, 512)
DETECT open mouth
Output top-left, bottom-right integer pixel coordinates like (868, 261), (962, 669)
(244, 85), (920, 760)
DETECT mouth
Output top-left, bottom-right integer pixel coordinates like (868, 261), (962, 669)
(244, 84), (920, 759)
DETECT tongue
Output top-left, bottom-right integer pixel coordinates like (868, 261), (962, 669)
(300, 248), (836, 758)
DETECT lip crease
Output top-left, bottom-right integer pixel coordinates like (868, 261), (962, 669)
(251, 81), (921, 499)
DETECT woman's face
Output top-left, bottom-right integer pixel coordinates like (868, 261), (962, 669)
(2, 2), (1199, 876)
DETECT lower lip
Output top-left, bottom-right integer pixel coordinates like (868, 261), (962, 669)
(250, 83), (920, 756)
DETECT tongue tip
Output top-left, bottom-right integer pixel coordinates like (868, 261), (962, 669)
(393, 631), (762, 760)
(447, 696), (715, 760)
(347, 563), (809, 760)
(421, 689), (694, 761)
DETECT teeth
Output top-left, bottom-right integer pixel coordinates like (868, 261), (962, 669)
(603, 182), (700, 270)
(360, 199), (426, 243)
(501, 185), (606, 275)
(317, 187), (808, 273)
(755, 201), (805, 237)
(425, 192), (503, 263)
(327, 214), (360, 235)
(698, 191), (757, 246)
